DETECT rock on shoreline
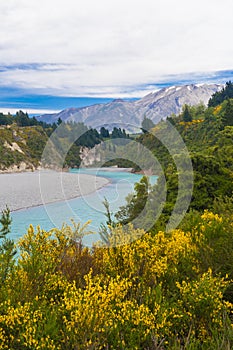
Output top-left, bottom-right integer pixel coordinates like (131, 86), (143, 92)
(0, 161), (36, 174)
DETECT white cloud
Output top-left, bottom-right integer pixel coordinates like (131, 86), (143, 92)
(0, 0), (233, 96)
(0, 108), (60, 115)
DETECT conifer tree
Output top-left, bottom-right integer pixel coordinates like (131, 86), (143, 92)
(183, 105), (192, 122)
(141, 116), (155, 133)
(0, 207), (16, 283)
(0, 206), (11, 238)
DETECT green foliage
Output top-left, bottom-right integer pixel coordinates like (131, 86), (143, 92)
(112, 87), (233, 245)
(99, 198), (117, 245)
(76, 128), (101, 148)
(0, 113), (13, 125)
(182, 104), (193, 122)
(15, 110), (31, 127)
(141, 116), (155, 133)
(115, 176), (150, 225)
(0, 207), (11, 239)
(213, 126), (233, 171)
(0, 110), (52, 128)
(190, 154), (233, 210)
(136, 125), (173, 170)
(57, 117), (63, 125)
(222, 98), (233, 126)
(111, 127), (128, 139)
(100, 126), (110, 138)
(208, 81), (233, 107)
(0, 207), (16, 284)
(64, 143), (81, 168)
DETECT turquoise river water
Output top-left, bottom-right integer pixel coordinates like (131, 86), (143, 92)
(10, 169), (157, 246)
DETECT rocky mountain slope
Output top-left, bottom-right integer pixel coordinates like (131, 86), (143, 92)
(38, 84), (222, 130)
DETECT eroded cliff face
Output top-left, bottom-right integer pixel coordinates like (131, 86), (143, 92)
(79, 145), (102, 167)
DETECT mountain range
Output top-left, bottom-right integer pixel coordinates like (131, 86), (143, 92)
(38, 84), (222, 130)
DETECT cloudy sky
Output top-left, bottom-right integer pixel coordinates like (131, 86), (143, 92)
(0, 0), (233, 112)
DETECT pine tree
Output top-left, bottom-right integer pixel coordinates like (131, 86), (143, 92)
(57, 117), (63, 125)
(0, 207), (16, 283)
(141, 116), (155, 133)
(99, 198), (116, 246)
(0, 206), (11, 239)
(183, 105), (192, 122)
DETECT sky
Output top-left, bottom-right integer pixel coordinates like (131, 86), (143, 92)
(0, 0), (233, 114)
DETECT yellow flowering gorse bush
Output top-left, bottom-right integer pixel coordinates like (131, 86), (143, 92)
(0, 214), (232, 349)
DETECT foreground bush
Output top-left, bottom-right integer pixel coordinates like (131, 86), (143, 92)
(0, 214), (232, 349)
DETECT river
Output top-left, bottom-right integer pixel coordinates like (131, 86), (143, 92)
(10, 168), (157, 246)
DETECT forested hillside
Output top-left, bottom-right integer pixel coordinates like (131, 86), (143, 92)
(0, 112), (129, 171)
(128, 84), (233, 221)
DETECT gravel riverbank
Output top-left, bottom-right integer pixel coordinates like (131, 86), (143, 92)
(0, 170), (110, 212)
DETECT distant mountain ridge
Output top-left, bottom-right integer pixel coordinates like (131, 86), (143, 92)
(38, 84), (223, 130)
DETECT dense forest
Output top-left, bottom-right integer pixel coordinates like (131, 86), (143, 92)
(0, 83), (233, 349)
